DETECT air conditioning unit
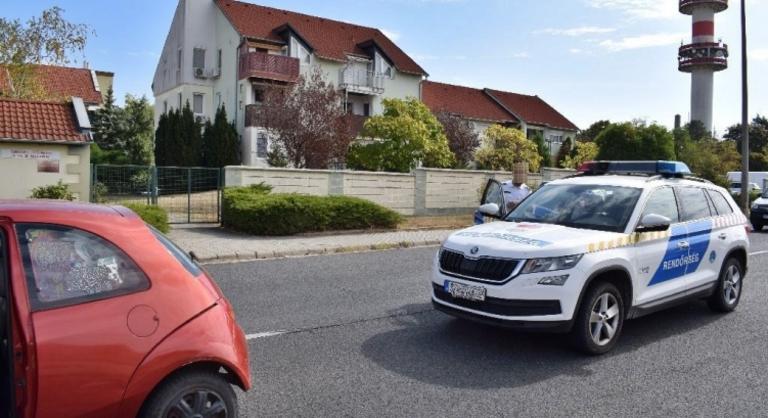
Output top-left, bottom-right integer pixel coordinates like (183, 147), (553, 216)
(205, 68), (221, 79)
(195, 115), (210, 124)
(193, 67), (206, 79)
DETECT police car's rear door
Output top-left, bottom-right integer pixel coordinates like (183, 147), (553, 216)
(634, 186), (690, 305)
(675, 187), (718, 292)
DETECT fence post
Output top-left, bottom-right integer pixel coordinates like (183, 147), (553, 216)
(90, 164), (96, 203)
(217, 168), (222, 224)
(151, 166), (159, 205)
(146, 165), (151, 205)
(187, 168), (192, 223)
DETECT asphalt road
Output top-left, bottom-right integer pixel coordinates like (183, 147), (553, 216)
(208, 232), (768, 417)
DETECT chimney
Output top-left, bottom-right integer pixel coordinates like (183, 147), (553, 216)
(674, 114), (681, 130)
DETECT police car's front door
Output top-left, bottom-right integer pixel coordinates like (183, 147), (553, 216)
(676, 187), (718, 291)
(633, 186), (690, 305)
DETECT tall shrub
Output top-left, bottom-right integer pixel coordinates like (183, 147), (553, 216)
(474, 125), (541, 172)
(202, 105), (240, 167)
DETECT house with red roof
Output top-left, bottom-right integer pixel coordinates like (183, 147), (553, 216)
(152, 0), (428, 166)
(0, 64), (114, 109)
(0, 98), (93, 200)
(422, 81), (578, 157)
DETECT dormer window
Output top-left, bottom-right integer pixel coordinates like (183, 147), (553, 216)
(290, 37), (311, 65)
(375, 51), (393, 79)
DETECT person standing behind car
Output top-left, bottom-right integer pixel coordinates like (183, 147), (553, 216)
(501, 164), (531, 212)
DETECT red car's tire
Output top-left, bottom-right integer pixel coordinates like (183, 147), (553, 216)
(139, 369), (238, 418)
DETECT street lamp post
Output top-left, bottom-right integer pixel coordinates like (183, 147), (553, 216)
(739, 0), (750, 212)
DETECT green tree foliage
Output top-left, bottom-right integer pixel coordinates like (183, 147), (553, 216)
(556, 137), (573, 168)
(562, 141), (599, 169)
(347, 98), (454, 172)
(122, 95), (154, 165)
(202, 105), (240, 167)
(724, 115), (768, 171)
(91, 87), (125, 150)
(675, 127), (740, 186)
(0, 7), (92, 99)
(577, 120), (610, 142)
(155, 102), (203, 167)
(685, 120), (709, 142)
(30, 180), (74, 200)
(530, 131), (552, 168)
(595, 122), (675, 161)
(474, 125), (541, 172)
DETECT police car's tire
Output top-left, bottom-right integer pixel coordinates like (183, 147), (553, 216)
(571, 282), (624, 355)
(708, 257), (743, 313)
(752, 223), (763, 232)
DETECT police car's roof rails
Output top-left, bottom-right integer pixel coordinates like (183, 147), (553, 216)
(576, 161), (694, 178)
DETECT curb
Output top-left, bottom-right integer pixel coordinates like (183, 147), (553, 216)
(199, 239), (443, 265)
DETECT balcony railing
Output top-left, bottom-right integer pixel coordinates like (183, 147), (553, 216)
(679, 0), (728, 14)
(239, 51), (300, 83)
(339, 69), (385, 94)
(678, 42), (729, 72)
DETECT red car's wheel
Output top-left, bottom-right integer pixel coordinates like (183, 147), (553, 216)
(140, 369), (238, 418)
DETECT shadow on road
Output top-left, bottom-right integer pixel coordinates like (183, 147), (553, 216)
(361, 301), (725, 389)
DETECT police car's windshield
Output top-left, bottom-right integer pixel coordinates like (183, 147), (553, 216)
(505, 184), (642, 233)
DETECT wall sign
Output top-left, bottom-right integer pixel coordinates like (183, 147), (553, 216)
(1, 149), (61, 173)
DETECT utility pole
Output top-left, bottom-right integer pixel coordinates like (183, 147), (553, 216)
(740, 0), (750, 212)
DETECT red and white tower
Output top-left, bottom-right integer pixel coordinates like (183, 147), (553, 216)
(678, 0), (729, 132)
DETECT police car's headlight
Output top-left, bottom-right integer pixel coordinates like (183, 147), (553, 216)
(522, 254), (583, 274)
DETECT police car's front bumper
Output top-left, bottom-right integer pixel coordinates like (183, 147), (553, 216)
(432, 300), (574, 332)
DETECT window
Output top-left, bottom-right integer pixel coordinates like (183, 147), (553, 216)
(345, 102), (353, 114)
(363, 103), (371, 117)
(216, 92), (222, 109)
(707, 189), (733, 215)
(256, 132), (268, 159)
(193, 93), (204, 114)
(193, 48), (206, 69)
(217, 49), (222, 72)
(642, 187), (679, 222)
(150, 227), (201, 277)
(163, 100), (168, 114)
(177, 49), (182, 70)
(677, 187), (712, 221)
(16, 224), (149, 311)
(177, 92), (183, 110)
(253, 87), (264, 104)
(290, 37), (311, 65)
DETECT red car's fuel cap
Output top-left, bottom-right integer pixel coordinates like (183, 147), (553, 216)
(127, 305), (160, 337)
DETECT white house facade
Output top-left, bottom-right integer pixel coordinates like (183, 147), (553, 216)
(152, 0), (427, 166)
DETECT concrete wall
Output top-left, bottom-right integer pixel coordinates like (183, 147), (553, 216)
(225, 166), (574, 215)
(0, 142), (90, 201)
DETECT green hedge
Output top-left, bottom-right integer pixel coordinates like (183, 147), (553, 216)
(30, 180), (75, 200)
(222, 186), (402, 236)
(125, 204), (170, 233)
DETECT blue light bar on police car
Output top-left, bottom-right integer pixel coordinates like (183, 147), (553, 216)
(578, 161), (692, 177)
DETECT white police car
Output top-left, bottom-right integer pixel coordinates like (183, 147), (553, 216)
(432, 161), (750, 354)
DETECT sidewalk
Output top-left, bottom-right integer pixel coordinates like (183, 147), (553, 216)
(168, 224), (455, 263)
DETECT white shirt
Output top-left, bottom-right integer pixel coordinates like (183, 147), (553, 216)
(501, 181), (530, 206)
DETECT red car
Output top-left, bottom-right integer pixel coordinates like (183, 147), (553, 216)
(0, 200), (250, 418)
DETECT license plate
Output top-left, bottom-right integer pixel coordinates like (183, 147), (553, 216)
(445, 281), (486, 302)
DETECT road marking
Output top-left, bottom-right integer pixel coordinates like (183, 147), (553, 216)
(749, 250), (768, 257)
(245, 331), (287, 340)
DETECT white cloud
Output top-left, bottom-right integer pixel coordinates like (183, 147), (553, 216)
(569, 48), (585, 54)
(512, 52), (529, 58)
(752, 48), (768, 61)
(381, 29), (401, 42)
(536, 26), (616, 36)
(599, 32), (685, 51)
(587, 0), (679, 20)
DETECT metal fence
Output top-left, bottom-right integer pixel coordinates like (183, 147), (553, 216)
(91, 164), (222, 224)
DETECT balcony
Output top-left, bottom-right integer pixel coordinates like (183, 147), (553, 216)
(339, 69), (385, 95)
(678, 42), (729, 72)
(239, 51), (300, 83)
(679, 0), (728, 14)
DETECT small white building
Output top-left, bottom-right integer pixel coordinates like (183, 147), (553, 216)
(152, 0), (428, 166)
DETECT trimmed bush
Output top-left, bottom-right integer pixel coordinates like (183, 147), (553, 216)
(125, 204), (170, 233)
(30, 180), (75, 200)
(222, 186), (402, 235)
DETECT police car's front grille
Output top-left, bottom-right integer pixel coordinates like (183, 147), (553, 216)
(433, 284), (562, 316)
(439, 249), (519, 282)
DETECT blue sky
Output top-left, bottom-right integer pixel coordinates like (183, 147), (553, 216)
(3, 0), (767, 134)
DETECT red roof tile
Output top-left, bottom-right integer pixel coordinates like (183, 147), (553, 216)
(485, 89), (578, 131)
(0, 99), (90, 143)
(421, 81), (517, 124)
(216, 0), (427, 76)
(0, 64), (102, 105)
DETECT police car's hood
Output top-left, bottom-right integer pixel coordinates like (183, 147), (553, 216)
(443, 221), (625, 259)
(754, 197), (768, 206)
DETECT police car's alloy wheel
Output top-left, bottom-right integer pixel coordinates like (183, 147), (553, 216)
(572, 282), (624, 355)
(708, 257), (743, 313)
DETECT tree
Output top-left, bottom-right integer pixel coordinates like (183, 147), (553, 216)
(256, 67), (353, 169)
(435, 112), (480, 168)
(556, 137), (573, 168)
(724, 115), (768, 171)
(530, 131), (552, 168)
(562, 141), (599, 169)
(677, 137), (740, 186)
(577, 120), (610, 142)
(685, 120), (709, 141)
(123, 95), (154, 165)
(595, 122), (675, 161)
(474, 125), (541, 172)
(0, 7), (92, 99)
(202, 105), (240, 167)
(347, 98), (454, 172)
(154, 103), (202, 167)
(91, 86), (126, 151)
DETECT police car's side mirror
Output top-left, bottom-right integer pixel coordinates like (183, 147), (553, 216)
(478, 203), (501, 218)
(636, 214), (671, 233)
